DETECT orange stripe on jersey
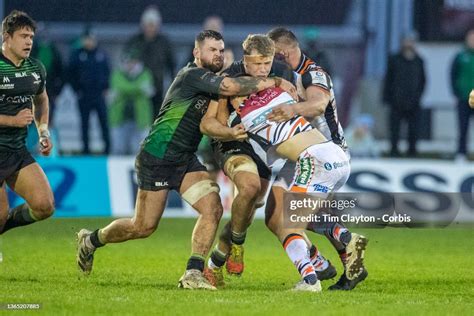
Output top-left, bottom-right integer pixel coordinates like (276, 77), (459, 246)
(290, 185), (307, 193)
(283, 235), (304, 250)
(333, 226), (341, 238)
(287, 117), (308, 140)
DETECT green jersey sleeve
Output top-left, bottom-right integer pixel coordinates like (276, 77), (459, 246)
(183, 67), (224, 96)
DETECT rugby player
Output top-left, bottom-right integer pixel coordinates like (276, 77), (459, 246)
(0, 11), (54, 235)
(230, 80), (350, 292)
(202, 34), (335, 287)
(267, 27), (368, 290)
(76, 30), (296, 290)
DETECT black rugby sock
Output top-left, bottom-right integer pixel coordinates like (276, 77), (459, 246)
(1, 204), (37, 234)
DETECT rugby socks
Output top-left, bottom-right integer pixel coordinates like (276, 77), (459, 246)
(308, 221), (352, 246)
(309, 244), (329, 272)
(88, 229), (105, 249)
(187, 254), (205, 272)
(338, 249), (348, 266)
(231, 230), (246, 245)
(283, 234), (317, 285)
(208, 247), (227, 269)
(1, 204), (38, 234)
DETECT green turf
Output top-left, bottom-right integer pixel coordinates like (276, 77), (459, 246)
(0, 218), (473, 315)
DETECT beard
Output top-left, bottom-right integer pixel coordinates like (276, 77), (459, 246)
(202, 58), (224, 73)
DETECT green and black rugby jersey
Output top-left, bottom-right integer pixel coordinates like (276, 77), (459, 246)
(0, 53), (46, 151)
(142, 63), (224, 163)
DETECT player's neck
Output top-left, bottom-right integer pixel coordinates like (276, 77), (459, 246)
(1, 47), (24, 67)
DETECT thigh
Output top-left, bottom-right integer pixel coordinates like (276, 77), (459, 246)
(133, 188), (168, 226)
(7, 163), (53, 205)
(291, 143), (350, 195)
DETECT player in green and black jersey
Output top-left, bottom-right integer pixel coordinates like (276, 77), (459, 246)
(77, 30), (296, 290)
(201, 35), (297, 285)
(0, 11), (54, 235)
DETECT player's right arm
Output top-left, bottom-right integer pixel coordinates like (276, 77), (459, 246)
(200, 97), (247, 141)
(0, 109), (34, 127)
(184, 67), (297, 99)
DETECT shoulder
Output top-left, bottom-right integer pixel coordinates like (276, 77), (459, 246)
(222, 61), (245, 77)
(26, 57), (46, 74)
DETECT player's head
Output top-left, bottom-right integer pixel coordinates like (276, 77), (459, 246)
(193, 30), (225, 73)
(466, 28), (474, 50)
(1, 10), (36, 61)
(267, 27), (301, 69)
(242, 34), (274, 78)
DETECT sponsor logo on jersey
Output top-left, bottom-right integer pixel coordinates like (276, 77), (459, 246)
(310, 70), (328, 86)
(324, 162), (332, 171)
(2, 76), (10, 83)
(0, 95), (34, 104)
(313, 184), (329, 193)
(32, 72), (41, 84)
(0, 83), (14, 89)
(295, 157), (314, 185)
(332, 161), (349, 169)
(15, 72), (27, 78)
(155, 181), (169, 187)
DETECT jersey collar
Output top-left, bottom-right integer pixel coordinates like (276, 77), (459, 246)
(0, 51), (26, 68)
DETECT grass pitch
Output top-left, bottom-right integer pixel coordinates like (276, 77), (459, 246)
(0, 218), (473, 315)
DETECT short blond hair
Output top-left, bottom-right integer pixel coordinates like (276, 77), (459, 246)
(242, 34), (275, 56)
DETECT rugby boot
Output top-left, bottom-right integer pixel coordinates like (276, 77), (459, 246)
(226, 244), (244, 275)
(203, 266), (225, 287)
(76, 229), (96, 275)
(178, 269), (217, 290)
(328, 268), (368, 291)
(315, 260), (337, 281)
(345, 233), (368, 280)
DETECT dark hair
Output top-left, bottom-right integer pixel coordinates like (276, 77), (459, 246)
(267, 27), (298, 46)
(2, 10), (36, 36)
(195, 29), (224, 44)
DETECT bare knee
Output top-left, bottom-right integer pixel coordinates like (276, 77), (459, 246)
(30, 197), (55, 220)
(236, 179), (261, 201)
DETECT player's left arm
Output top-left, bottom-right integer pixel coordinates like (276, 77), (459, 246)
(33, 89), (53, 156)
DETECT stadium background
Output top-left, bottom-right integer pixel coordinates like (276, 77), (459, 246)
(0, 1), (473, 314)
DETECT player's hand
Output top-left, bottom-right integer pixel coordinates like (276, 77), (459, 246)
(39, 131), (53, 156)
(12, 109), (34, 127)
(267, 103), (296, 122)
(469, 89), (474, 108)
(230, 123), (248, 141)
(278, 78), (298, 101)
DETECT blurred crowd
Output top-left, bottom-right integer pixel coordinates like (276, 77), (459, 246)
(27, 5), (474, 161)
